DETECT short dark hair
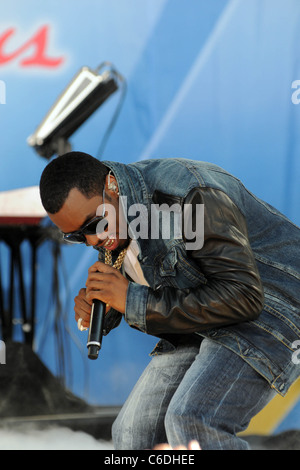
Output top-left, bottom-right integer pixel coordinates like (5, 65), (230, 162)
(39, 151), (109, 214)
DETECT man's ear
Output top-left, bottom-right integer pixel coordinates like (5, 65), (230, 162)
(106, 171), (119, 195)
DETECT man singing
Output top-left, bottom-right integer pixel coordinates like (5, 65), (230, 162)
(39, 151), (300, 450)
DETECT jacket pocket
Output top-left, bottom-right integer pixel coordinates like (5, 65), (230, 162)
(156, 245), (206, 289)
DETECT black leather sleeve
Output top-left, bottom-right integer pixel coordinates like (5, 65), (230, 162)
(102, 307), (122, 336)
(145, 187), (264, 336)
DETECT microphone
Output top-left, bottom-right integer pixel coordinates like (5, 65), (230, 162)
(87, 299), (106, 360)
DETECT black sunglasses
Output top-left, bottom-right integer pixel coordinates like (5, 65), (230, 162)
(62, 188), (108, 244)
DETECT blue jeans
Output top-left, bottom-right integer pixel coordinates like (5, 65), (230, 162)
(112, 338), (277, 450)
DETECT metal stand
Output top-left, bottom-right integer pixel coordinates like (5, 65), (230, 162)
(0, 223), (61, 346)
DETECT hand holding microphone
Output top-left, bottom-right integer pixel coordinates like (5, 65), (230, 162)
(76, 295), (106, 360)
(74, 260), (129, 359)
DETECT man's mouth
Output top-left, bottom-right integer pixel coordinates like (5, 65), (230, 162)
(102, 235), (118, 250)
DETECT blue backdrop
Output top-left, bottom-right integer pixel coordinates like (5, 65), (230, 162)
(0, 0), (299, 427)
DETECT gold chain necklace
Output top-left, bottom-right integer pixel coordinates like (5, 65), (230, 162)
(105, 247), (127, 270)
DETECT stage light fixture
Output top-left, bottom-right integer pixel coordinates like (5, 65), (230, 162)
(27, 62), (124, 159)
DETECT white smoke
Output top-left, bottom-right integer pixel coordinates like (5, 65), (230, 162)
(0, 425), (114, 450)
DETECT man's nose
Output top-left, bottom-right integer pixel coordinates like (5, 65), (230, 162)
(85, 234), (101, 246)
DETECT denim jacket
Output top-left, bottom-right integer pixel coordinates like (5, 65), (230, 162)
(96, 158), (300, 396)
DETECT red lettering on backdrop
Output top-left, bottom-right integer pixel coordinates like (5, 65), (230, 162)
(0, 25), (64, 68)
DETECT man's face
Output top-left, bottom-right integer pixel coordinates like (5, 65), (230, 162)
(48, 178), (128, 250)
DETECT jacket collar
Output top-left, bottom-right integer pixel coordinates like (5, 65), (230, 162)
(102, 160), (151, 259)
